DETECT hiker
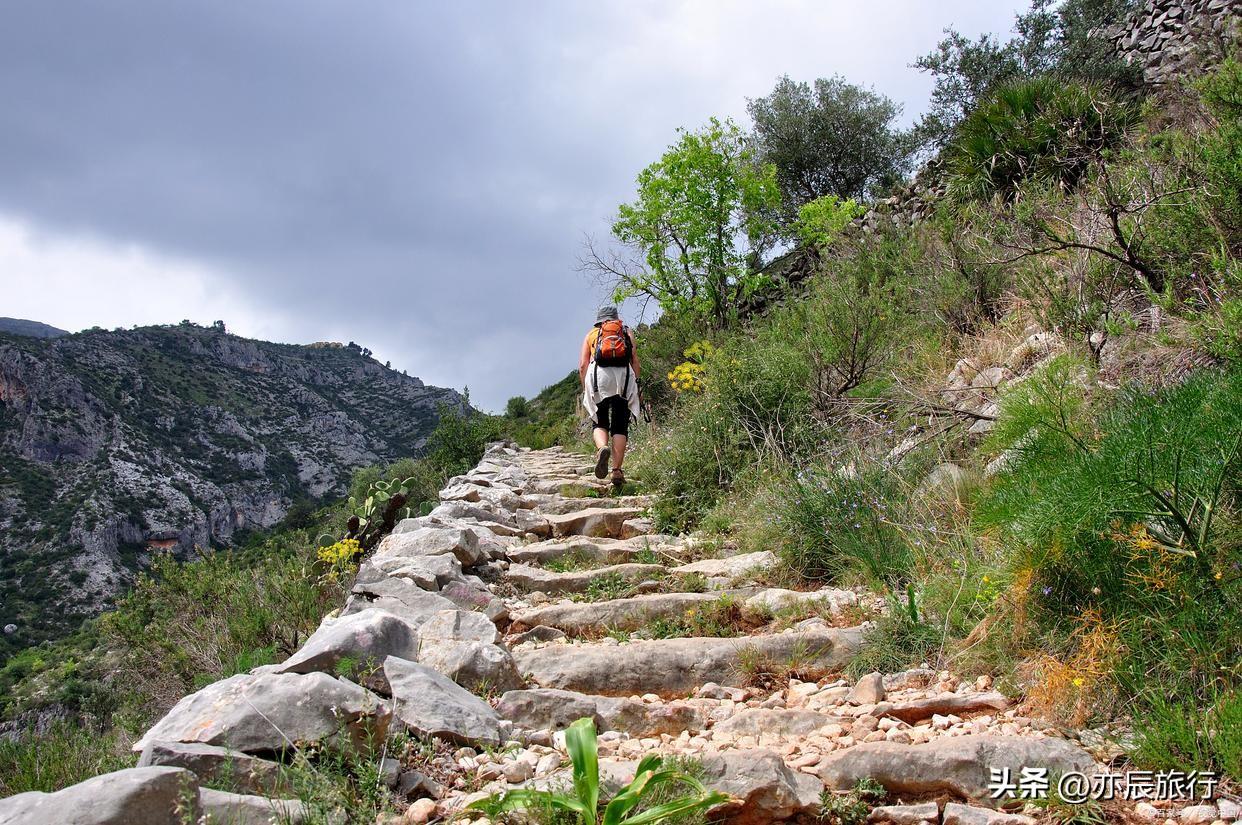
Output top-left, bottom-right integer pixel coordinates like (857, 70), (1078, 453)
(580, 305), (640, 488)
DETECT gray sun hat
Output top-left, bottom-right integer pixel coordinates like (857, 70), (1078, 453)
(595, 305), (620, 324)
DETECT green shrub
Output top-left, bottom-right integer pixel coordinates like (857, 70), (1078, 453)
(0, 721), (129, 796)
(980, 364), (1242, 742)
(944, 78), (1135, 204)
(760, 464), (915, 587)
(1130, 690), (1242, 778)
(795, 195), (865, 249)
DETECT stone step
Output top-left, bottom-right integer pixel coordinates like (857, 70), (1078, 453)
(508, 590), (751, 634)
(671, 550), (776, 579)
(512, 627), (863, 697)
(533, 495), (654, 515)
(543, 506), (646, 538)
(504, 535), (682, 566)
(495, 687), (705, 738)
(504, 561), (667, 595)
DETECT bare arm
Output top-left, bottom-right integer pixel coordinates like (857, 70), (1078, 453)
(579, 335), (592, 385)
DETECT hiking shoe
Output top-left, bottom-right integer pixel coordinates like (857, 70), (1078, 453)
(594, 447), (611, 479)
(611, 468), (626, 490)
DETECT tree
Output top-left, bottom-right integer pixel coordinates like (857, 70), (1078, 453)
(748, 75), (914, 218)
(914, 0), (1141, 148)
(585, 118), (780, 327)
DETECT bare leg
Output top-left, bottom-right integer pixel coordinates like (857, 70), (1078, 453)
(611, 434), (627, 469)
(593, 427), (609, 449)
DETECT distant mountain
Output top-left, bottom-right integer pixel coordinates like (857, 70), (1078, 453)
(0, 318), (69, 339)
(0, 321), (466, 655)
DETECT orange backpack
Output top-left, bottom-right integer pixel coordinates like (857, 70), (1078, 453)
(591, 319), (632, 367)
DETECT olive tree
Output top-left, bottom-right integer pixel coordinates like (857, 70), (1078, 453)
(747, 75), (914, 220)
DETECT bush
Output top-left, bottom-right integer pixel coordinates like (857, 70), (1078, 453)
(944, 78), (1135, 204)
(980, 364), (1242, 745)
(795, 195), (865, 250)
(0, 721), (129, 796)
(759, 464), (915, 587)
(505, 395), (530, 418)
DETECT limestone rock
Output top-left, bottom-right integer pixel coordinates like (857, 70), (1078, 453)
(884, 691), (1009, 724)
(137, 741), (286, 796)
(514, 629), (862, 697)
(943, 802), (1037, 825)
(545, 507), (645, 538)
(496, 688), (704, 738)
(375, 526), (485, 566)
(697, 750), (822, 824)
(384, 657), (502, 746)
(417, 638), (522, 693)
(274, 608), (420, 688)
(869, 802), (940, 825)
(0, 766), (198, 825)
(199, 788), (308, 824)
(505, 562), (665, 595)
(671, 551), (774, 578)
(848, 672), (886, 705)
(817, 735), (1098, 801)
(346, 565), (460, 624)
(418, 609), (500, 644)
(510, 591), (725, 633)
(742, 587), (858, 619)
(133, 672), (390, 755)
(713, 708), (843, 737)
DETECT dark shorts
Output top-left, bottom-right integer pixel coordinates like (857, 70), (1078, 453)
(593, 395), (631, 437)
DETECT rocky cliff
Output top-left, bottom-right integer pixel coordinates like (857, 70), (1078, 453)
(0, 322), (466, 655)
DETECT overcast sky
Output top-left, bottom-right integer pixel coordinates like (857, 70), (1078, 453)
(0, 1), (1025, 411)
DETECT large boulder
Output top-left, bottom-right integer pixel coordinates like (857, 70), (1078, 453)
(133, 672), (391, 755)
(418, 609), (500, 644)
(816, 735), (1099, 802)
(137, 741), (286, 795)
(698, 750), (822, 824)
(495, 688), (704, 738)
(274, 609), (420, 689)
(417, 639), (522, 693)
(0, 766), (197, 825)
(385, 657), (502, 747)
(346, 564), (461, 623)
(515, 629), (862, 697)
(375, 526), (485, 566)
(199, 788), (308, 824)
(369, 553), (463, 591)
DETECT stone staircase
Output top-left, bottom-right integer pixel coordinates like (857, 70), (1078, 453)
(0, 444), (1111, 825)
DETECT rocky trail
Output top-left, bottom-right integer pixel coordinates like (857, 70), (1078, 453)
(0, 444), (1217, 825)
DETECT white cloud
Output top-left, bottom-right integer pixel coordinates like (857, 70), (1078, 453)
(0, 213), (295, 343)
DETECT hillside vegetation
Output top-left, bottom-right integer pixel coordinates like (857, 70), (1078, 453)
(579, 10), (1241, 777)
(1, 0), (1239, 817)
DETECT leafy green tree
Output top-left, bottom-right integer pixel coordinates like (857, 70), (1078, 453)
(505, 395), (530, 418)
(748, 75), (914, 216)
(595, 118), (780, 327)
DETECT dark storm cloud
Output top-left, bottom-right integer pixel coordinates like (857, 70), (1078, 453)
(0, 1), (1022, 409)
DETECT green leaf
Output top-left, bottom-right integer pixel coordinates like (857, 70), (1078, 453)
(565, 717), (600, 825)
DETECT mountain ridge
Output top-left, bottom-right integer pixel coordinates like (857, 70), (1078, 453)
(0, 318), (69, 340)
(0, 321), (467, 656)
